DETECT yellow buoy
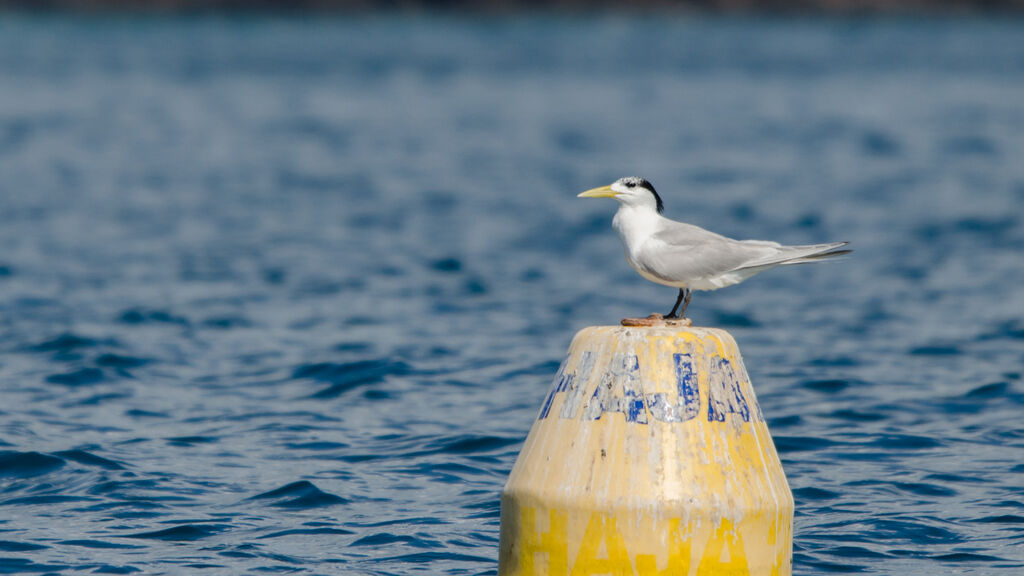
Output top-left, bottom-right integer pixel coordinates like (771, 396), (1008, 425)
(499, 325), (793, 576)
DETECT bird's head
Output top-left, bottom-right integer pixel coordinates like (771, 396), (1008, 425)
(578, 176), (664, 213)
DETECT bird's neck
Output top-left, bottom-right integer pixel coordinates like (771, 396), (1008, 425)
(612, 205), (662, 247)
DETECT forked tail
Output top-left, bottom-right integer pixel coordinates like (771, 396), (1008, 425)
(780, 241), (852, 265)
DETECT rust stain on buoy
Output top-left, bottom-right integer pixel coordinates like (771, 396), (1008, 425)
(620, 314), (693, 327)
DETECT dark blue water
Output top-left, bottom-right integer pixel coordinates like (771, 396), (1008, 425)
(1, 13), (1022, 574)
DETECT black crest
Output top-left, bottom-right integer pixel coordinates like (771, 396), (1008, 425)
(623, 177), (663, 213)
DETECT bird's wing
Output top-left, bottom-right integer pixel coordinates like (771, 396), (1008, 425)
(650, 221), (735, 246)
(643, 224), (780, 283)
(730, 241), (851, 271)
(644, 224), (849, 285)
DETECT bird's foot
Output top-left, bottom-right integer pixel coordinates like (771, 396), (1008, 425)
(663, 315), (692, 326)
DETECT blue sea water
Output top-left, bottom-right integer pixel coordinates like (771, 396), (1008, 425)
(0, 12), (1023, 574)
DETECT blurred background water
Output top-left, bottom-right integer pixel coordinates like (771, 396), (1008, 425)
(0, 12), (1022, 575)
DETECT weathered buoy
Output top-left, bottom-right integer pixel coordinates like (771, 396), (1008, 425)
(499, 325), (793, 575)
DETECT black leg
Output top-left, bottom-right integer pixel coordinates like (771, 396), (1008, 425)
(679, 289), (692, 319)
(666, 288), (686, 318)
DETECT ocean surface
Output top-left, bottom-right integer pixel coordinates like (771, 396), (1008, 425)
(0, 13), (1022, 575)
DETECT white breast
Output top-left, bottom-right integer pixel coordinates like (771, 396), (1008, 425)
(612, 206), (675, 286)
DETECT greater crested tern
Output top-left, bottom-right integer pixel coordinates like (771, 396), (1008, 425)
(579, 176), (850, 319)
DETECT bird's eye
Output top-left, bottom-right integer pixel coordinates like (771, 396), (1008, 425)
(626, 182), (636, 188)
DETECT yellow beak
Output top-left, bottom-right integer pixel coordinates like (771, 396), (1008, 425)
(577, 185), (618, 198)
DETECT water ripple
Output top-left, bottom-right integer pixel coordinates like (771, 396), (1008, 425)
(294, 359), (412, 399)
(257, 527), (355, 539)
(0, 451), (64, 478)
(125, 524), (228, 541)
(250, 481), (349, 508)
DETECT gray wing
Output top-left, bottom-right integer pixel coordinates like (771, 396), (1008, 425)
(732, 241), (851, 270)
(642, 224), (780, 282)
(645, 222), (848, 283)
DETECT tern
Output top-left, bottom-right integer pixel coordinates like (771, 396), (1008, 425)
(579, 176), (850, 319)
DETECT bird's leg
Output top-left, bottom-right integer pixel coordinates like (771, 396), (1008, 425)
(678, 288), (692, 319)
(666, 288), (687, 319)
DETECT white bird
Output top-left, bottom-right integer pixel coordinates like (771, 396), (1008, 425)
(579, 176), (850, 319)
